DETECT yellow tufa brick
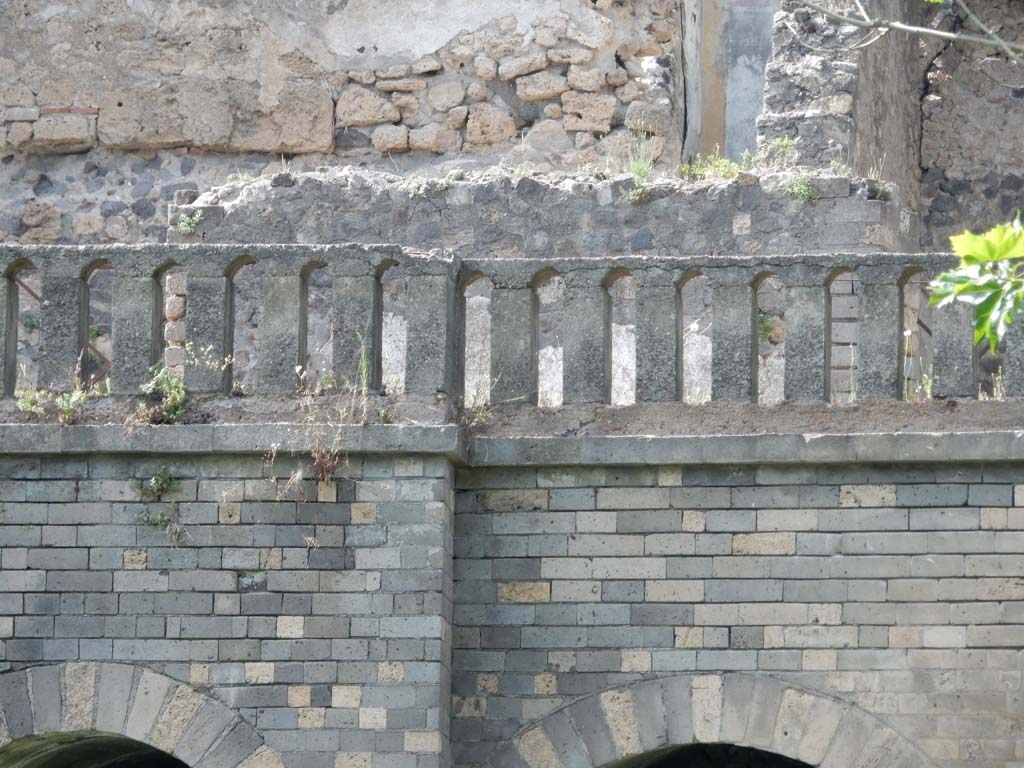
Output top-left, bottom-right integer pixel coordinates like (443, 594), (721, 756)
(351, 502), (377, 524)
(189, 663), (209, 686)
(533, 673), (557, 695)
(378, 661), (405, 683)
(1015, 485), (1024, 507)
(497, 581), (551, 603)
(681, 510), (706, 532)
(733, 532), (796, 555)
(332, 685), (362, 708)
(277, 616), (304, 638)
(298, 708), (325, 729)
(763, 626), (785, 648)
(123, 549), (147, 570)
(358, 707), (387, 730)
(404, 731), (441, 753)
(244, 662), (274, 684)
(675, 626), (703, 648)
(981, 507), (1009, 529)
(889, 626), (923, 648)
(621, 650), (651, 673)
(335, 754), (371, 768)
(219, 502), (241, 525)
(840, 484), (896, 507)
(477, 673), (499, 694)
(802, 650), (837, 670)
(288, 685), (311, 708)
(317, 480), (337, 502)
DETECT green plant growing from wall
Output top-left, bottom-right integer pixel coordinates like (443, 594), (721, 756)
(176, 210), (204, 236)
(783, 176), (816, 206)
(679, 148), (740, 181)
(140, 465), (180, 501)
(21, 314), (39, 332)
(138, 503), (189, 545)
(930, 218), (1024, 352)
(53, 385), (89, 425)
(138, 466), (188, 545)
(15, 384), (47, 416)
(138, 364), (189, 424)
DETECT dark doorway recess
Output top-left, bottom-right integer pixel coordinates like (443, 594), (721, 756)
(604, 743), (813, 768)
(0, 731), (191, 768)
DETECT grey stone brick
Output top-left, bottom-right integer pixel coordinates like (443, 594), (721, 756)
(895, 484), (968, 507)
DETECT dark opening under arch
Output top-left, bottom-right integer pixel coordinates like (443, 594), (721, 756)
(0, 731), (190, 768)
(604, 743), (812, 768)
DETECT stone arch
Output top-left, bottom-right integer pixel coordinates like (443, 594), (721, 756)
(0, 662), (283, 768)
(485, 673), (934, 768)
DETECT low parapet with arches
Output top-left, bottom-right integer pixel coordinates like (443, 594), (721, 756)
(0, 662), (282, 768)
(0, 244), (1004, 410)
(485, 672), (934, 768)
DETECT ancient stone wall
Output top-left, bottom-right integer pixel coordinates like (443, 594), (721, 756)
(920, 0), (1024, 246)
(0, 451), (454, 768)
(168, 170), (904, 256)
(0, 2), (682, 166)
(453, 460), (1024, 768)
(3, 443), (1024, 768)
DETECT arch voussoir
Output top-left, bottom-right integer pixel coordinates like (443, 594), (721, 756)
(487, 672), (936, 768)
(0, 662), (283, 768)
(538, 708), (591, 768)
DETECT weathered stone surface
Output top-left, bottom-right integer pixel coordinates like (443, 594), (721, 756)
(150, 685), (204, 752)
(498, 52), (548, 80)
(516, 72), (570, 102)
(409, 124), (463, 154)
(61, 662), (96, 732)
(561, 92), (616, 133)
(465, 103), (517, 148)
(29, 114), (95, 152)
(567, 66), (604, 92)
(427, 80), (467, 112)
(336, 86), (401, 127)
(371, 124), (409, 153)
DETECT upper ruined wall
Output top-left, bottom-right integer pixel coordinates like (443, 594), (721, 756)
(920, 0), (1024, 245)
(0, 0), (682, 165)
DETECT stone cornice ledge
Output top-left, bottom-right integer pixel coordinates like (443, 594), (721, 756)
(0, 424), (464, 458)
(0, 425), (1021, 466)
(467, 431), (1024, 466)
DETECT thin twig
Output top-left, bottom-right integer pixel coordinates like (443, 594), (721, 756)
(797, 0), (1024, 56)
(952, 0), (1019, 61)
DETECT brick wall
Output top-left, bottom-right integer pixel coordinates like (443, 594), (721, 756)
(3, 451), (1024, 768)
(453, 463), (1024, 768)
(0, 453), (453, 768)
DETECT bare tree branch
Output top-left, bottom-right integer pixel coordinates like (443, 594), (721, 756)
(796, 0), (1024, 57)
(951, 0), (1019, 61)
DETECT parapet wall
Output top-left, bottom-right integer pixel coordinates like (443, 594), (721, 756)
(0, 243), (992, 410)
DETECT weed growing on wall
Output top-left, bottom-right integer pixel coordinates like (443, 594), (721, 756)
(783, 176), (817, 206)
(16, 361), (97, 424)
(679, 138), (804, 181)
(54, 386), (89, 425)
(15, 384), (47, 416)
(140, 465), (180, 501)
(175, 210), (204, 236)
(138, 466), (189, 545)
(137, 364), (189, 424)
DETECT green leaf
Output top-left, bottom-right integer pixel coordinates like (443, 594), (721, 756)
(933, 218), (1024, 349)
